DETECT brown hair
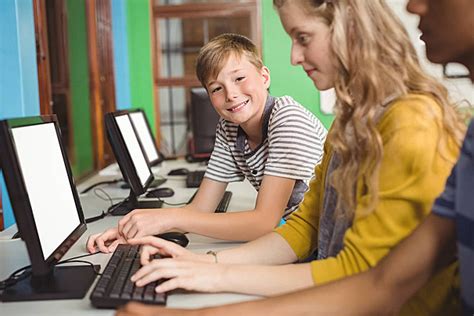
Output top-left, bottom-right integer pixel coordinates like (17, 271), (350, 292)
(196, 33), (263, 88)
(274, 0), (465, 217)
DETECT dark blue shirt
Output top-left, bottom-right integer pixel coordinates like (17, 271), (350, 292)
(433, 119), (474, 315)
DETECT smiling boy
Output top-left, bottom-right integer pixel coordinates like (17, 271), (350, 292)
(87, 34), (327, 251)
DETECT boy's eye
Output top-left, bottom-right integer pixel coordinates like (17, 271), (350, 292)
(210, 86), (222, 94)
(236, 76), (245, 82)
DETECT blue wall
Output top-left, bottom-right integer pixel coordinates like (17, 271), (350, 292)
(111, 0), (131, 110)
(0, 0), (40, 228)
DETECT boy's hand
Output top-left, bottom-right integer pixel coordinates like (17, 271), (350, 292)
(86, 227), (126, 253)
(118, 208), (181, 240)
(127, 236), (209, 264)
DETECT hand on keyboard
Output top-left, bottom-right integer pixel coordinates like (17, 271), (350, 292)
(87, 227), (127, 253)
(118, 208), (182, 240)
(127, 236), (204, 264)
(126, 236), (226, 294)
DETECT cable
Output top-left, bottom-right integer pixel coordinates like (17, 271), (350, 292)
(80, 178), (121, 194)
(61, 251), (101, 261)
(85, 188), (117, 224)
(1, 252), (101, 291)
(56, 260), (101, 276)
(93, 188), (114, 207)
(85, 211), (107, 224)
(149, 196), (188, 207)
(0, 265), (31, 291)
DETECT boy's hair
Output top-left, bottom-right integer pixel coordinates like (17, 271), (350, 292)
(196, 33), (263, 88)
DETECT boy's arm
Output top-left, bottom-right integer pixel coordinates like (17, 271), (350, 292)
(177, 174), (296, 241)
(185, 178), (228, 213)
(116, 175), (295, 241)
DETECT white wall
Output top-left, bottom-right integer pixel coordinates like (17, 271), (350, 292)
(388, 0), (474, 106)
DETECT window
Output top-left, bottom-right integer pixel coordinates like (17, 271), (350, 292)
(152, 0), (260, 156)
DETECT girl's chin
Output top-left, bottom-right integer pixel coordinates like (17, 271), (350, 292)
(313, 80), (334, 91)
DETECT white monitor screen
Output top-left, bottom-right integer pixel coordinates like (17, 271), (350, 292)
(12, 123), (80, 259)
(129, 112), (159, 163)
(115, 115), (151, 187)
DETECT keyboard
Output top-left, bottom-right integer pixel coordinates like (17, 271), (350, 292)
(90, 244), (166, 308)
(188, 190), (232, 213)
(185, 170), (206, 188)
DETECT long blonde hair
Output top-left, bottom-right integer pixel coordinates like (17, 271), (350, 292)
(274, 0), (465, 217)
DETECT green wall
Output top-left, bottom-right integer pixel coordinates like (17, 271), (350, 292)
(261, 1), (333, 129)
(66, 0), (94, 176)
(126, 0), (156, 134)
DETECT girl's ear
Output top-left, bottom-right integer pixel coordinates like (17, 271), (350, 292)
(261, 66), (271, 88)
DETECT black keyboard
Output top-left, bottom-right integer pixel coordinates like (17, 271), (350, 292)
(185, 170), (206, 188)
(90, 244), (166, 308)
(188, 190), (232, 213)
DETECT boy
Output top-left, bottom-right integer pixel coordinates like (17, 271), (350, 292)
(88, 34), (327, 252)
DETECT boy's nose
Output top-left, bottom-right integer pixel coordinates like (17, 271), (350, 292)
(406, 0), (428, 16)
(225, 87), (239, 101)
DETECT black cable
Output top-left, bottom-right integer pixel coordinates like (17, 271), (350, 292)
(80, 178), (121, 194)
(61, 251), (101, 261)
(85, 188), (117, 223)
(56, 260), (101, 276)
(0, 265), (31, 291)
(85, 211), (107, 224)
(150, 196), (188, 206)
(1, 252), (101, 291)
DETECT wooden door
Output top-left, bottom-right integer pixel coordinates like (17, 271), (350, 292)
(86, 0), (117, 170)
(34, 0), (74, 160)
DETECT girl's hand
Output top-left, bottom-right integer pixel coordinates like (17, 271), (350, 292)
(131, 258), (228, 294)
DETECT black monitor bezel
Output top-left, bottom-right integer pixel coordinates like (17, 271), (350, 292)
(0, 115), (87, 277)
(105, 110), (153, 196)
(128, 108), (164, 166)
(190, 87), (219, 155)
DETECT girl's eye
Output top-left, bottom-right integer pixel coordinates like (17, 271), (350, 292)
(236, 76), (245, 82)
(297, 34), (310, 45)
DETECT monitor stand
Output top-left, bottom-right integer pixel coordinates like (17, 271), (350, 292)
(1, 265), (99, 301)
(110, 190), (163, 216)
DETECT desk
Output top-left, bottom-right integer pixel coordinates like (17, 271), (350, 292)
(0, 160), (259, 315)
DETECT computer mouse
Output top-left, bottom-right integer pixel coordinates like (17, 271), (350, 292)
(146, 187), (174, 198)
(167, 168), (189, 176)
(155, 232), (189, 248)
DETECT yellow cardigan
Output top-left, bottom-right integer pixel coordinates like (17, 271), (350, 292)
(275, 94), (460, 315)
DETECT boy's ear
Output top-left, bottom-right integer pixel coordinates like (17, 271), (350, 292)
(261, 66), (271, 89)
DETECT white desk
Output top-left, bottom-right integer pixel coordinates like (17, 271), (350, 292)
(0, 160), (259, 315)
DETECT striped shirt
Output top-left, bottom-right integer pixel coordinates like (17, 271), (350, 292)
(432, 119), (474, 316)
(205, 95), (327, 218)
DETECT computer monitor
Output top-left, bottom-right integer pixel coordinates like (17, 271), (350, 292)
(128, 109), (164, 167)
(189, 87), (220, 159)
(0, 115), (97, 301)
(104, 111), (162, 215)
